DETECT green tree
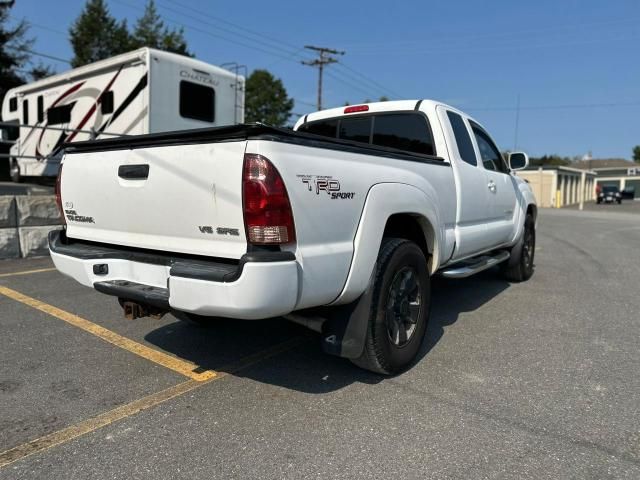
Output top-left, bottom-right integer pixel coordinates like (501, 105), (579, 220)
(633, 145), (640, 164)
(0, 1), (31, 105)
(29, 62), (56, 81)
(130, 0), (191, 56)
(69, 0), (131, 68)
(245, 69), (294, 126)
(529, 154), (572, 167)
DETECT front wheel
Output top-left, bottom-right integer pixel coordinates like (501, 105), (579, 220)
(502, 213), (535, 282)
(9, 160), (20, 183)
(351, 238), (431, 375)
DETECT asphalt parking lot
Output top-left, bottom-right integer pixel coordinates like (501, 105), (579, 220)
(1, 206), (639, 479)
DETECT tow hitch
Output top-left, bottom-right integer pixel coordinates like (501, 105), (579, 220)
(121, 300), (167, 320)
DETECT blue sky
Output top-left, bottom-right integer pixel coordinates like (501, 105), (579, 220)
(11, 0), (640, 159)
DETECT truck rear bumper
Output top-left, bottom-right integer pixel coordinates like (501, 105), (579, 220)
(49, 231), (299, 319)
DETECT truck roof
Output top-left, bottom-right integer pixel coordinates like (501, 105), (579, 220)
(3, 48), (240, 98)
(294, 99), (482, 131)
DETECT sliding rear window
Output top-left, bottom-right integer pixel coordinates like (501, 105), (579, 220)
(298, 112), (436, 157)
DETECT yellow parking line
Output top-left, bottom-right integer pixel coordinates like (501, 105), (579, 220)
(0, 337), (302, 469)
(0, 285), (216, 382)
(0, 267), (57, 278)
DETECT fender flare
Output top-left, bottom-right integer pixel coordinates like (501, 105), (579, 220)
(331, 182), (444, 306)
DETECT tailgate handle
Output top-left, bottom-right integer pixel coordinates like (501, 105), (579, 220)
(118, 164), (149, 180)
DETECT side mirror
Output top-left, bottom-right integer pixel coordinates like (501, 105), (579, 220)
(509, 152), (529, 171)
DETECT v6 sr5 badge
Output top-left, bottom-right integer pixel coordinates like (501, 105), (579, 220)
(297, 174), (355, 200)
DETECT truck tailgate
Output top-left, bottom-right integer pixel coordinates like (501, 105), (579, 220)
(61, 141), (248, 259)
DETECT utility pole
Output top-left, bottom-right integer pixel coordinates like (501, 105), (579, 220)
(302, 45), (344, 111)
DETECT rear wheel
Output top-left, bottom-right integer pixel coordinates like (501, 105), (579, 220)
(502, 213), (535, 282)
(351, 238), (430, 375)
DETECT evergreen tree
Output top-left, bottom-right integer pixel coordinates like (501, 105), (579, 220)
(245, 69), (294, 126)
(69, 0), (131, 67)
(0, 1), (31, 104)
(29, 62), (56, 81)
(131, 0), (191, 56)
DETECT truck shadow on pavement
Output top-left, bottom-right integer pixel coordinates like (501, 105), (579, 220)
(418, 270), (510, 361)
(144, 268), (510, 394)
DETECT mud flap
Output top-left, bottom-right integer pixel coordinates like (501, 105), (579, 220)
(320, 269), (376, 359)
(507, 225), (525, 268)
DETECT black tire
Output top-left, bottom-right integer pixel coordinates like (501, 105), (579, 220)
(351, 238), (431, 375)
(502, 214), (535, 282)
(596, 199), (601, 204)
(9, 160), (20, 183)
(617, 199), (622, 204)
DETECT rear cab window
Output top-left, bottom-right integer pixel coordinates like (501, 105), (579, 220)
(298, 112), (436, 157)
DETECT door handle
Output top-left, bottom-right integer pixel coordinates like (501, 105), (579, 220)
(487, 180), (497, 192)
(118, 164), (149, 180)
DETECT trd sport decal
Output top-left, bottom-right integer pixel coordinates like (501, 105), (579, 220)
(297, 174), (355, 200)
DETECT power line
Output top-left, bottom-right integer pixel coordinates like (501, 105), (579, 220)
(301, 45), (344, 111)
(5, 45), (71, 64)
(334, 63), (401, 100)
(462, 101), (640, 112)
(147, 0), (397, 101)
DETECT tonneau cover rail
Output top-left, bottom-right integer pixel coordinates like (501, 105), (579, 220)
(63, 123), (447, 165)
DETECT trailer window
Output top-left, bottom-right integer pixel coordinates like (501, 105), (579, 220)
(9, 97), (17, 112)
(180, 81), (215, 122)
(37, 96), (44, 123)
(101, 91), (114, 114)
(22, 99), (28, 126)
(47, 104), (73, 125)
(372, 113), (434, 155)
(339, 117), (371, 143)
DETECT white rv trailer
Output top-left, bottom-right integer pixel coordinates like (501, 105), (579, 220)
(1, 47), (244, 181)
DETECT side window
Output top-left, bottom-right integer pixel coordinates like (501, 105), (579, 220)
(446, 111), (476, 166)
(298, 119), (338, 138)
(9, 97), (17, 112)
(37, 96), (44, 123)
(47, 104), (73, 125)
(372, 113), (435, 155)
(339, 116), (371, 143)
(471, 124), (508, 173)
(101, 91), (114, 115)
(179, 81), (215, 122)
(22, 99), (29, 125)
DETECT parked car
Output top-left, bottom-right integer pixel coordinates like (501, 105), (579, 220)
(597, 186), (622, 204)
(620, 186), (636, 200)
(49, 100), (537, 374)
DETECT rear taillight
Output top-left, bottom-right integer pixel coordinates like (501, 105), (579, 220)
(55, 164), (66, 225)
(242, 153), (295, 244)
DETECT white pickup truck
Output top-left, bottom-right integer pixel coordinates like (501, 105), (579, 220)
(49, 100), (537, 374)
